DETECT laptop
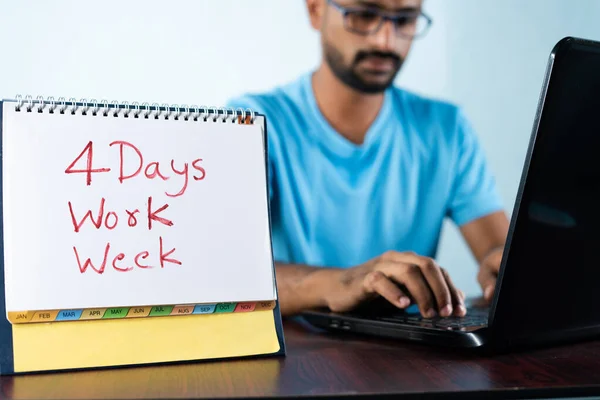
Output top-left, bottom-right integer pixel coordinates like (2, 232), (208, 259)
(301, 36), (600, 352)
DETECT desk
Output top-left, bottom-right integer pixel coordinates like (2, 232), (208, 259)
(2, 319), (600, 399)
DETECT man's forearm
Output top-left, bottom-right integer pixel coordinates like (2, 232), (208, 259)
(274, 262), (342, 316)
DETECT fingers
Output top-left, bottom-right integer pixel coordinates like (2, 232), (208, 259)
(379, 262), (437, 318)
(361, 252), (469, 319)
(417, 260), (454, 317)
(363, 270), (411, 309)
(441, 269), (466, 317)
(382, 252), (455, 318)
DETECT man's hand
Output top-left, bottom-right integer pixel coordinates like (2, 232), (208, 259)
(324, 251), (466, 318)
(477, 247), (503, 302)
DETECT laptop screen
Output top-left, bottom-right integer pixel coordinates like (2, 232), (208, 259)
(492, 38), (600, 338)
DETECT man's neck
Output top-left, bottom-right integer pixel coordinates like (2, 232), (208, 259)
(311, 64), (385, 145)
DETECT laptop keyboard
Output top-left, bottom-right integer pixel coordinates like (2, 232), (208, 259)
(361, 304), (489, 330)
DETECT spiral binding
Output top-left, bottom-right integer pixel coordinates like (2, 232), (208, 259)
(11, 94), (256, 124)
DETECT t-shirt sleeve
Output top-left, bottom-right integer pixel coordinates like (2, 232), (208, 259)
(225, 95), (275, 201)
(446, 109), (504, 226)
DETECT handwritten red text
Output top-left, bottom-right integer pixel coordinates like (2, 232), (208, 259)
(72, 237), (181, 274)
(66, 140), (203, 274)
(65, 140), (206, 197)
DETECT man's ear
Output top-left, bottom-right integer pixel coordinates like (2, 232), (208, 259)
(306, 0), (326, 30)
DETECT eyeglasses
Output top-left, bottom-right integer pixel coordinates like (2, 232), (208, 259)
(327, 0), (433, 39)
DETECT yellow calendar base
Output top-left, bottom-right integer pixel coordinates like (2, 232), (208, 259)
(12, 310), (280, 373)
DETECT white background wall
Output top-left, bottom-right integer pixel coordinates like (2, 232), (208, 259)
(410, 0), (600, 295)
(1, 0), (599, 296)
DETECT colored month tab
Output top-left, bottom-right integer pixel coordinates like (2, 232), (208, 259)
(193, 304), (216, 314)
(79, 308), (107, 320)
(102, 307), (129, 319)
(171, 305), (194, 315)
(234, 302), (256, 313)
(30, 310), (60, 323)
(126, 307), (151, 318)
(214, 303), (236, 313)
(254, 301), (276, 311)
(56, 309), (83, 321)
(149, 306), (174, 317)
(8, 311), (34, 323)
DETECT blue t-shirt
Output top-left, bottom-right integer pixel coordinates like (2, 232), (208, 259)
(227, 72), (503, 268)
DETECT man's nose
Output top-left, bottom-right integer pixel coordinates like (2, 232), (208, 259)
(369, 18), (397, 52)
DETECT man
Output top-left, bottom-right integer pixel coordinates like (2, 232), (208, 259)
(227, 0), (509, 319)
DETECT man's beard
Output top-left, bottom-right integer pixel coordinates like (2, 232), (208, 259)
(323, 40), (403, 94)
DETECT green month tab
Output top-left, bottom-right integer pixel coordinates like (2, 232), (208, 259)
(149, 306), (174, 316)
(214, 303), (237, 313)
(102, 307), (129, 319)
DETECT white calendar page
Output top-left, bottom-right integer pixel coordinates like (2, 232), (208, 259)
(1, 100), (276, 312)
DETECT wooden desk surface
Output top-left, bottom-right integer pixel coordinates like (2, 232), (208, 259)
(3, 319), (600, 399)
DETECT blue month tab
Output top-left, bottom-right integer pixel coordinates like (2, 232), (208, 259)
(55, 309), (83, 321)
(193, 304), (216, 314)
